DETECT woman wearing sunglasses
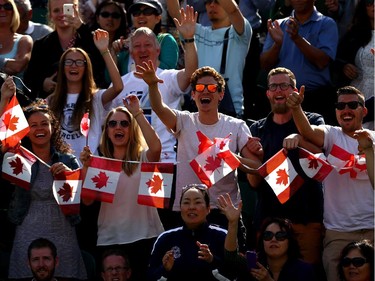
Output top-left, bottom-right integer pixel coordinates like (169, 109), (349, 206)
(148, 184), (232, 281)
(219, 193), (318, 281)
(337, 240), (374, 281)
(0, 81), (87, 279)
(0, 0), (33, 86)
(80, 97), (164, 281)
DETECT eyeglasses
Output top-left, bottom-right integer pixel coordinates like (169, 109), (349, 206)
(107, 120), (130, 128)
(64, 59), (86, 67)
(341, 257), (368, 268)
(334, 101), (363, 110)
(104, 266), (129, 273)
(131, 7), (156, 17)
(268, 83), (293, 92)
(0, 2), (13, 10)
(262, 231), (288, 241)
(100, 11), (121, 19)
(194, 84), (218, 93)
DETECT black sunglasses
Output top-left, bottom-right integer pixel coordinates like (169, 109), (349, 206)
(262, 231), (288, 241)
(131, 7), (156, 17)
(100, 11), (121, 19)
(107, 120), (130, 128)
(335, 101), (363, 110)
(341, 257), (368, 268)
(0, 2), (13, 10)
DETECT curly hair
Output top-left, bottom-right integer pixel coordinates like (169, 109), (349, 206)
(337, 240), (374, 281)
(48, 48), (96, 131)
(99, 106), (146, 176)
(190, 66), (226, 93)
(23, 99), (72, 154)
(256, 217), (301, 263)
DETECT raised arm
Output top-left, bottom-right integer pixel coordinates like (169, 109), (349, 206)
(79, 146), (95, 205)
(0, 76), (16, 116)
(174, 6), (198, 91)
(2, 35), (33, 75)
(260, 19), (283, 70)
(217, 0), (245, 35)
(166, 0), (182, 22)
(354, 130), (374, 188)
(92, 29), (124, 105)
(123, 95), (161, 162)
(286, 86), (325, 147)
(136, 60), (178, 132)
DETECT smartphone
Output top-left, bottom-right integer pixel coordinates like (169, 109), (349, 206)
(246, 250), (257, 270)
(63, 3), (74, 16)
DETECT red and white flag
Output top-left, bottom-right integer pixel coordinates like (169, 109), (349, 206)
(52, 169), (82, 215)
(138, 162), (174, 208)
(0, 96), (29, 147)
(80, 112), (90, 137)
(2, 146), (36, 190)
(298, 147), (333, 182)
(327, 144), (368, 179)
(81, 156), (123, 203)
(190, 131), (240, 187)
(258, 149), (304, 204)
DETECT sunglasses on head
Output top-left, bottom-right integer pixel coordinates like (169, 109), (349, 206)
(341, 257), (368, 268)
(182, 183), (208, 193)
(262, 231), (288, 241)
(194, 84), (218, 93)
(100, 11), (121, 19)
(131, 7), (156, 17)
(107, 120), (130, 128)
(0, 2), (13, 10)
(334, 101), (363, 110)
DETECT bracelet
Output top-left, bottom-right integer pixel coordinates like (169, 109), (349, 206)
(101, 50), (110, 56)
(183, 38), (195, 43)
(133, 109), (143, 119)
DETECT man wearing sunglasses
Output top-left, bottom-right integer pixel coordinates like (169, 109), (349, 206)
(247, 67), (325, 277)
(166, 0), (251, 118)
(287, 85), (374, 281)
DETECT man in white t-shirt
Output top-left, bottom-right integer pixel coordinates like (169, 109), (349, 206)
(287, 85), (374, 281)
(111, 6), (197, 162)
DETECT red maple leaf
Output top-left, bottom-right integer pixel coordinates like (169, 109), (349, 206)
(218, 140), (226, 150)
(91, 171), (109, 189)
(81, 121), (89, 131)
(146, 174), (164, 193)
(307, 155), (319, 170)
(9, 156), (23, 175)
(276, 169), (289, 185)
(57, 183), (73, 202)
(204, 155), (222, 173)
(2, 113), (19, 131)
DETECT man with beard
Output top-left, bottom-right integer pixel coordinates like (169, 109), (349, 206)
(247, 67), (326, 278)
(27, 238), (58, 281)
(287, 85), (374, 281)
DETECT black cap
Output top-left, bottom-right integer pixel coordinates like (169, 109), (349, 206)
(128, 0), (163, 15)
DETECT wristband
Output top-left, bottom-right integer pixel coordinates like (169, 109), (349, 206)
(183, 38), (195, 43)
(101, 50), (110, 56)
(133, 109), (143, 119)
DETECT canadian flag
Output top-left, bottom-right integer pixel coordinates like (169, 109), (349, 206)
(327, 144), (368, 179)
(81, 156), (123, 203)
(258, 149), (304, 204)
(80, 112), (90, 137)
(138, 162), (174, 208)
(2, 146), (36, 190)
(0, 96), (29, 147)
(298, 147), (333, 182)
(190, 131), (240, 187)
(52, 169), (82, 215)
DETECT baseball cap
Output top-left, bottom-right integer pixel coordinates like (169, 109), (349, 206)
(128, 0), (163, 15)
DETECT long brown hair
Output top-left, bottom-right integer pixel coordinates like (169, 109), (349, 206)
(48, 48), (96, 130)
(100, 107), (147, 176)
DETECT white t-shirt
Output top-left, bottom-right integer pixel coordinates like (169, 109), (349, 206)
(111, 68), (184, 162)
(60, 90), (106, 163)
(322, 126), (374, 231)
(173, 111), (251, 211)
(97, 151), (164, 245)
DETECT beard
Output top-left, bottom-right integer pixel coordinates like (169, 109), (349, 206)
(271, 103), (289, 114)
(32, 267), (55, 281)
